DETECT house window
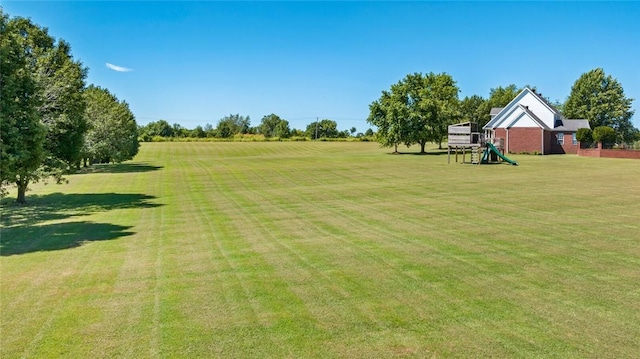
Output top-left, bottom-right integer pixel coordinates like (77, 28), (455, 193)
(556, 132), (564, 145)
(572, 133), (578, 145)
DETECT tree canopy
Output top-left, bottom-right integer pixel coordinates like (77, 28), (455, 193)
(367, 90), (407, 152)
(35, 39), (88, 170)
(82, 86), (139, 165)
(216, 114), (251, 138)
(306, 119), (341, 139)
(592, 126), (617, 144)
(0, 11), (87, 202)
(367, 72), (460, 153)
(460, 95), (486, 125)
(563, 68), (636, 142)
(257, 114), (291, 138)
(0, 11), (47, 201)
(475, 84), (525, 128)
(140, 120), (175, 139)
(1, 10), (140, 203)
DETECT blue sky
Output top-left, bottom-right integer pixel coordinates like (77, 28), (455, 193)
(3, 1), (639, 132)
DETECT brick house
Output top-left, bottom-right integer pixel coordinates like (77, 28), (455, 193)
(483, 87), (590, 154)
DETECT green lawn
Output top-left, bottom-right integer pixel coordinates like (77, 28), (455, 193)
(2, 142), (640, 358)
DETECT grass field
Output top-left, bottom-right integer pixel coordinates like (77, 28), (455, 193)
(2, 141), (640, 358)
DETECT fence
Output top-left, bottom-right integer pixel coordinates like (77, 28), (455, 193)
(578, 142), (640, 159)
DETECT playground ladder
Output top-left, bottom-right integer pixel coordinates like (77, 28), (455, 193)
(471, 147), (481, 165)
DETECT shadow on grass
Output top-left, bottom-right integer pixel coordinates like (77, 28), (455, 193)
(387, 150), (448, 156)
(0, 192), (162, 255)
(1, 192), (161, 228)
(78, 162), (163, 174)
(1, 221), (134, 256)
(454, 161), (516, 166)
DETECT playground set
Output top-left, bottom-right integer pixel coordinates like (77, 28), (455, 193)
(447, 122), (518, 166)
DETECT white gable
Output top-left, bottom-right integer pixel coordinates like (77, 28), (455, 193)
(515, 91), (555, 128)
(509, 112), (543, 128)
(484, 88), (558, 130)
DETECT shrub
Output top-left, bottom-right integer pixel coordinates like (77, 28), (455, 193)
(152, 135), (171, 142)
(232, 134), (266, 142)
(576, 128), (593, 143)
(592, 126), (616, 144)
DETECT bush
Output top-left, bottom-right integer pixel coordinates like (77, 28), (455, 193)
(592, 126), (617, 144)
(232, 134), (266, 142)
(576, 128), (593, 143)
(152, 135), (171, 142)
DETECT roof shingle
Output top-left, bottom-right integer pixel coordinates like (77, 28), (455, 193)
(553, 119), (590, 132)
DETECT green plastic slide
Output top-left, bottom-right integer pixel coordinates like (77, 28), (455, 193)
(483, 143), (518, 166)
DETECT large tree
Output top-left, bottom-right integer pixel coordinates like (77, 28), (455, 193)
(367, 72), (460, 153)
(460, 95), (486, 125)
(305, 119), (340, 139)
(367, 91), (408, 152)
(0, 11), (47, 202)
(216, 114), (251, 138)
(10, 15), (88, 172)
(35, 39), (88, 170)
(1, 11), (86, 203)
(82, 86), (139, 164)
(257, 114), (290, 138)
(563, 68), (636, 142)
(139, 119), (175, 141)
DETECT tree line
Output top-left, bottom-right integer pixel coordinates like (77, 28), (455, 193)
(3, 9), (637, 202)
(1, 10), (139, 203)
(368, 69), (638, 153)
(139, 114), (374, 141)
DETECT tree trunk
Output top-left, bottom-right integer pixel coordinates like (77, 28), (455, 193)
(16, 177), (28, 204)
(394, 143), (398, 153)
(420, 140), (427, 154)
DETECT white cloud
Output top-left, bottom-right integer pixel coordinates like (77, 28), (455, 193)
(106, 62), (133, 72)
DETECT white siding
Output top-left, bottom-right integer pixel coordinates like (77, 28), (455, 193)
(510, 113), (540, 128)
(493, 107), (521, 128)
(495, 108), (542, 129)
(486, 88), (558, 130)
(515, 92), (555, 128)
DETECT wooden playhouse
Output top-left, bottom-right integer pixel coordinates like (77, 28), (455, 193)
(447, 122), (508, 165)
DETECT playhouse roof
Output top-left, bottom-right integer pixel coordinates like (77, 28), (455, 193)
(449, 121), (475, 127)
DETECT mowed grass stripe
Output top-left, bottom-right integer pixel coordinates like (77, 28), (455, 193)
(171, 145), (552, 356)
(84, 159), (164, 357)
(2, 148), (167, 357)
(156, 143), (640, 358)
(2, 166), (139, 357)
(152, 144), (330, 356)
(181, 144), (436, 354)
(2, 141), (640, 358)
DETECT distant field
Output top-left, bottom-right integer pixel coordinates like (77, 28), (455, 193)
(2, 142), (640, 358)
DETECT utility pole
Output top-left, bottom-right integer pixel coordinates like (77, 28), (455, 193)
(315, 117), (318, 140)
